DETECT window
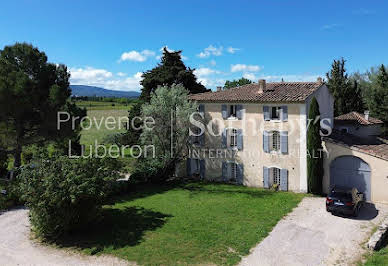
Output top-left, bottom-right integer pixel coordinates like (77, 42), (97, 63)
(270, 106), (281, 120)
(341, 128), (349, 134)
(229, 105), (237, 118)
(229, 128), (237, 147)
(270, 131), (280, 152)
(230, 162), (237, 181)
(271, 167), (281, 185)
(192, 159), (200, 175)
(192, 127), (201, 145)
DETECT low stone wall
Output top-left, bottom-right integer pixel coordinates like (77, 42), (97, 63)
(367, 217), (388, 250)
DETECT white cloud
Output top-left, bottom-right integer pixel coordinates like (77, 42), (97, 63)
(243, 73), (257, 81)
(194, 67), (220, 77)
(160, 45), (175, 52)
(231, 64), (261, 72)
(117, 72), (127, 77)
(119, 49), (156, 62)
(157, 46), (188, 60)
(70, 67), (142, 91)
(197, 45), (223, 58)
(209, 60), (216, 66)
(227, 47), (240, 54)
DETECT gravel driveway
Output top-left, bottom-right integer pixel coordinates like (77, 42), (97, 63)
(0, 207), (134, 266)
(239, 197), (388, 266)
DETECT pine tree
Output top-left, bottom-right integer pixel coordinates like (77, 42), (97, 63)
(307, 97), (324, 194)
(224, 77), (252, 89)
(326, 58), (364, 116)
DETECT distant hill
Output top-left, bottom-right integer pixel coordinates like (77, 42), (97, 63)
(70, 85), (140, 98)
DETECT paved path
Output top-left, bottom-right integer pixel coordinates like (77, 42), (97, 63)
(0, 207), (134, 266)
(239, 197), (388, 266)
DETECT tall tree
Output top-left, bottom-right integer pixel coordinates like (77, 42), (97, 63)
(224, 77), (252, 89)
(0, 43), (84, 167)
(137, 84), (197, 182)
(368, 65), (388, 122)
(140, 47), (209, 101)
(326, 58), (364, 116)
(124, 48), (209, 146)
(307, 97), (324, 194)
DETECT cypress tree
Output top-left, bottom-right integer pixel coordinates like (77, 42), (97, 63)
(307, 97), (324, 194)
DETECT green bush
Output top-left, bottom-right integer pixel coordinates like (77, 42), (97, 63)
(18, 156), (120, 240)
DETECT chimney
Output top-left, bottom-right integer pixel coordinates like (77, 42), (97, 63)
(258, 79), (266, 93)
(317, 77), (323, 83)
(364, 110), (370, 121)
(216, 86), (222, 91)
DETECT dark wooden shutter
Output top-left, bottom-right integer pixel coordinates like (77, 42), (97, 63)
(237, 129), (243, 150)
(263, 131), (270, 153)
(186, 158), (191, 177)
(281, 106), (288, 121)
(222, 105), (228, 119)
(263, 106), (270, 121)
(280, 131), (288, 154)
(237, 163), (244, 184)
(222, 162), (227, 181)
(222, 128), (227, 148)
(200, 160), (206, 180)
(236, 105), (243, 120)
(263, 166), (270, 188)
(280, 168), (288, 191)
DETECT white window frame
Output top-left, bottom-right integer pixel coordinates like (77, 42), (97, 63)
(229, 105), (237, 118)
(270, 106), (282, 121)
(270, 167), (281, 186)
(229, 128), (237, 148)
(229, 162), (237, 181)
(270, 131), (280, 152)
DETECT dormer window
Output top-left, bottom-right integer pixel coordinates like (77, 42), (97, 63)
(229, 105), (237, 118)
(270, 106), (281, 120)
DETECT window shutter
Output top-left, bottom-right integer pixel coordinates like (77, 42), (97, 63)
(263, 166), (270, 188)
(222, 162), (227, 181)
(200, 132), (205, 146)
(186, 158), (191, 177)
(222, 128), (227, 148)
(222, 105), (228, 119)
(236, 105), (243, 120)
(263, 131), (270, 153)
(281, 106), (288, 121)
(237, 163), (244, 184)
(199, 104), (205, 117)
(237, 129), (243, 150)
(263, 106), (270, 121)
(280, 131), (288, 154)
(200, 159), (206, 180)
(280, 168), (288, 191)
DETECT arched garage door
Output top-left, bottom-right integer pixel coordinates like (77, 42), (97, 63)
(330, 156), (371, 201)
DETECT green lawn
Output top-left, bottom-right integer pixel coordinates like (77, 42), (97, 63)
(75, 100), (133, 110)
(364, 247), (388, 265)
(58, 182), (305, 265)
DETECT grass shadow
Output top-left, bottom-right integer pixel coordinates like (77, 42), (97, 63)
(56, 206), (171, 254)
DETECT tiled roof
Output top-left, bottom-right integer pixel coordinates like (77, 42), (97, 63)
(189, 81), (324, 103)
(335, 111), (383, 125)
(324, 130), (388, 161)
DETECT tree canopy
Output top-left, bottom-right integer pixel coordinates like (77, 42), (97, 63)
(0, 43), (84, 167)
(224, 77), (252, 89)
(140, 48), (209, 101)
(326, 58), (364, 116)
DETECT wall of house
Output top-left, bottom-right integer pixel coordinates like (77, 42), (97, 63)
(182, 102), (308, 192)
(322, 141), (388, 203)
(306, 84), (334, 128)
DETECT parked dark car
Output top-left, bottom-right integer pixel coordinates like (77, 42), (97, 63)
(326, 186), (364, 217)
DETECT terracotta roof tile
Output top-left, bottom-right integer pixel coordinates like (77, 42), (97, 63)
(335, 111), (383, 125)
(189, 81), (323, 103)
(324, 130), (388, 161)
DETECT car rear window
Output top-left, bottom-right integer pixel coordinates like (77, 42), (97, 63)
(330, 192), (352, 200)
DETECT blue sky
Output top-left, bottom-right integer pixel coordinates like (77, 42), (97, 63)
(1, 0), (387, 91)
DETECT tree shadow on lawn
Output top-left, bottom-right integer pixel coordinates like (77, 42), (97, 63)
(56, 206), (171, 254)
